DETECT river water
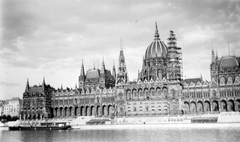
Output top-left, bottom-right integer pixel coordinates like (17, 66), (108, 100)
(1, 123), (240, 142)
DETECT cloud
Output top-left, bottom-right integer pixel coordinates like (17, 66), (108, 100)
(0, 81), (19, 87)
(0, 0), (240, 100)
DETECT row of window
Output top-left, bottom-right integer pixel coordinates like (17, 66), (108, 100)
(127, 105), (169, 112)
(53, 97), (115, 105)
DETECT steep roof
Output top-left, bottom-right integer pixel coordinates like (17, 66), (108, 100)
(29, 86), (43, 93)
(219, 56), (239, 68)
(86, 69), (100, 79)
(183, 78), (202, 84)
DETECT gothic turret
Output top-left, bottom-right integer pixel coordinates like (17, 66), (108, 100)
(116, 39), (128, 84)
(100, 59), (106, 75)
(42, 77), (46, 90)
(112, 63), (116, 79)
(25, 78), (30, 92)
(212, 50), (216, 63)
(79, 61), (85, 88)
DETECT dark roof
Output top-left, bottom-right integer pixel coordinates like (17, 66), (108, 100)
(183, 78), (202, 84)
(220, 56), (239, 68)
(86, 69), (100, 79)
(29, 86), (43, 93)
(86, 69), (113, 79)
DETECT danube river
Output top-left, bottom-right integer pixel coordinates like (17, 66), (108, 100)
(1, 123), (240, 142)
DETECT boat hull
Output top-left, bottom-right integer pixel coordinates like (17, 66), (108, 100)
(9, 125), (71, 131)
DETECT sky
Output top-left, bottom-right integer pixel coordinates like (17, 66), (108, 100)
(0, 0), (240, 100)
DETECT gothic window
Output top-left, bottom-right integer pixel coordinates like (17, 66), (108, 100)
(170, 89), (175, 98)
(146, 106), (149, 111)
(133, 107), (136, 112)
(212, 90), (216, 97)
(151, 89), (155, 96)
(163, 88), (168, 99)
(139, 90), (143, 97)
(151, 106), (155, 111)
(120, 93), (124, 99)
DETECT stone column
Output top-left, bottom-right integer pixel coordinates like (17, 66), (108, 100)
(234, 100), (238, 112)
(218, 101), (221, 112)
(72, 107), (75, 117)
(53, 108), (56, 118)
(210, 101), (213, 112)
(62, 109), (64, 118)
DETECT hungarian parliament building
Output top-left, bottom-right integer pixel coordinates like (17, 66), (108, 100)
(21, 23), (240, 120)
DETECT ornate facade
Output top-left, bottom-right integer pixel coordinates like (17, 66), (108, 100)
(116, 23), (182, 117)
(21, 78), (54, 119)
(2, 97), (22, 117)
(21, 22), (240, 120)
(51, 61), (116, 119)
(181, 52), (240, 114)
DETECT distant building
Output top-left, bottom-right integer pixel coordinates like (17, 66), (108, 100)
(116, 23), (182, 117)
(51, 60), (116, 118)
(182, 52), (240, 114)
(2, 97), (22, 117)
(0, 100), (4, 116)
(21, 78), (54, 119)
(21, 22), (240, 119)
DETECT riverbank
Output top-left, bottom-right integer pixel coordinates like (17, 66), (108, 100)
(73, 123), (240, 130)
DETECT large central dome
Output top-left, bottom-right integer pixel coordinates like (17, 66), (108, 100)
(145, 23), (168, 59)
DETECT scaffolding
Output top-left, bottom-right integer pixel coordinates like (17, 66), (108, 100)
(167, 30), (183, 81)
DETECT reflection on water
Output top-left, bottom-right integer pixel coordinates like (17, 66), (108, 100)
(1, 124), (240, 142)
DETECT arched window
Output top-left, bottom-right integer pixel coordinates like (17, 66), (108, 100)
(170, 89), (175, 98)
(133, 107), (136, 112)
(145, 106), (149, 111)
(212, 90), (216, 97)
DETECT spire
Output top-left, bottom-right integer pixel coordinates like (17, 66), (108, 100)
(25, 78), (30, 92)
(116, 39), (128, 84)
(120, 39), (124, 57)
(42, 77), (45, 90)
(80, 60), (85, 76)
(112, 62), (116, 79)
(154, 21), (160, 40)
(61, 84), (63, 90)
(43, 77), (45, 85)
(93, 61), (95, 69)
(101, 57), (105, 74)
(212, 49), (216, 63)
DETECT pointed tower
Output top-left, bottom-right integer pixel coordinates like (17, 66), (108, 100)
(112, 63), (116, 79)
(25, 78), (30, 92)
(100, 58), (105, 74)
(210, 50), (218, 82)
(212, 50), (216, 63)
(116, 39), (128, 84)
(79, 60), (85, 88)
(42, 77), (46, 90)
(99, 59), (106, 88)
(154, 21), (160, 40)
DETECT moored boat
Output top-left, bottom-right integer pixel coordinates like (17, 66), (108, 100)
(9, 122), (71, 131)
